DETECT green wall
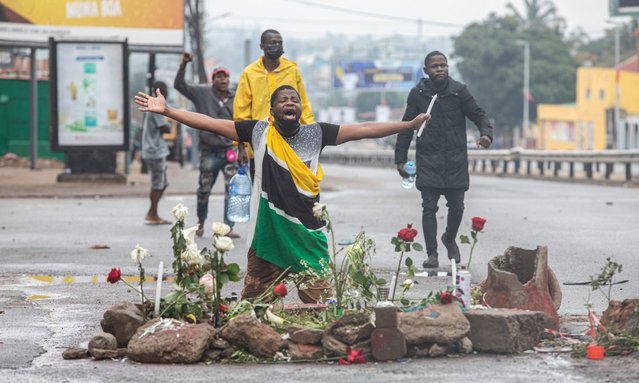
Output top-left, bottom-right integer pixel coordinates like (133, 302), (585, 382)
(0, 79), (63, 160)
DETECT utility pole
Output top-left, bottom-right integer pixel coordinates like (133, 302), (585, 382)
(185, 0), (207, 83)
(516, 40), (530, 148)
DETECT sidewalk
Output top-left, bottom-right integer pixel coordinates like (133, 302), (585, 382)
(0, 160), (204, 198)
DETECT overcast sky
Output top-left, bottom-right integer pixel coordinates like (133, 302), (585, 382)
(207, 0), (628, 40)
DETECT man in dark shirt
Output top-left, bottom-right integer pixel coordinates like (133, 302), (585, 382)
(174, 53), (239, 238)
(135, 85), (430, 302)
(395, 51), (493, 269)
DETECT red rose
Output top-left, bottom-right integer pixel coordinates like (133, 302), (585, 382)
(338, 358), (349, 365)
(347, 348), (365, 364)
(440, 291), (453, 304)
(107, 267), (121, 284)
(273, 283), (288, 298)
(471, 217), (486, 232)
(397, 224), (418, 242)
(218, 303), (229, 312)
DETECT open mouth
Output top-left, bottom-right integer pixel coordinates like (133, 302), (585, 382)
(283, 108), (297, 120)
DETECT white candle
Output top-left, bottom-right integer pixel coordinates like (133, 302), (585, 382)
(389, 275), (397, 301)
(154, 261), (164, 316)
(451, 258), (457, 290)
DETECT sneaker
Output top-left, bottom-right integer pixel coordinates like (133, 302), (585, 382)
(196, 222), (204, 237)
(422, 254), (439, 268)
(441, 233), (461, 264)
(227, 230), (240, 239)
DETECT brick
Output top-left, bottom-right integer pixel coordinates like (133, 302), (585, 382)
(465, 308), (544, 353)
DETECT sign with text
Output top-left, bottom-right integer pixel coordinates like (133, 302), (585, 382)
(333, 60), (423, 89)
(0, 0), (183, 47)
(50, 40), (129, 150)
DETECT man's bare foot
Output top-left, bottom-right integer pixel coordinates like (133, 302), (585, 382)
(227, 230), (240, 239)
(145, 217), (172, 225)
(196, 222), (204, 237)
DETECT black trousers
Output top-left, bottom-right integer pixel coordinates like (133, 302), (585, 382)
(419, 187), (465, 257)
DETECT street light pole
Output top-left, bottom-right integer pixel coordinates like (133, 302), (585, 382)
(516, 40), (530, 148)
(614, 24), (622, 149)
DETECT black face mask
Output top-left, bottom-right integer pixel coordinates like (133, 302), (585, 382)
(265, 45), (284, 60)
(275, 117), (300, 136)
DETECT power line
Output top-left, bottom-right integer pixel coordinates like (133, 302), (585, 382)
(280, 0), (465, 28)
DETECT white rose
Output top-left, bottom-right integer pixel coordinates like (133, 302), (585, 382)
(211, 222), (231, 236)
(214, 236), (234, 252)
(312, 202), (327, 220)
(199, 273), (215, 296)
(401, 279), (414, 289)
(130, 244), (149, 265)
(182, 225), (199, 246)
(171, 203), (189, 220)
(181, 244), (203, 265)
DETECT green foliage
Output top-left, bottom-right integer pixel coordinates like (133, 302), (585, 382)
(453, 13), (577, 132)
(589, 257), (623, 303)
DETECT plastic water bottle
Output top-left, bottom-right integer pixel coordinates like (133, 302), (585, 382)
(227, 165), (252, 223)
(401, 161), (416, 189)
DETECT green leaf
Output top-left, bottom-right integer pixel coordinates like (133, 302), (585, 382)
(391, 237), (399, 246)
(412, 243), (423, 251)
(219, 273), (230, 285)
(405, 257), (413, 267)
(228, 274), (241, 282)
(471, 231), (477, 240)
(227, 263), (240, 275)
(460, 234), (470, 244)
(376, 278), (387, 285)
(400, 298), (410, 306)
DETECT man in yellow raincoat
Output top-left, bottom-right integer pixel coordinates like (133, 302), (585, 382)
(234, 29), (314, 177)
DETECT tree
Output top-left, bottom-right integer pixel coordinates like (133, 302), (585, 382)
(506, 0), (564, 30)
(453, 14), (577, 142)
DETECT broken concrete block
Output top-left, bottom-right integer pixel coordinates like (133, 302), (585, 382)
(465, 308), (545, 353)
(479, 246), (561, 330)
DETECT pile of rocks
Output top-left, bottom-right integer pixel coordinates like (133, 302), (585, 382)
(63, 300), (547, 363)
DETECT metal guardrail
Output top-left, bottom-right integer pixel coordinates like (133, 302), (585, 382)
(320, 147), (639, 182)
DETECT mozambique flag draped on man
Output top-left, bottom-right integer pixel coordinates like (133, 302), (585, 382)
(249, 123), (329, 273)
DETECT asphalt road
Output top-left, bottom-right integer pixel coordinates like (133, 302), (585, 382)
(1, 164), (638, 382)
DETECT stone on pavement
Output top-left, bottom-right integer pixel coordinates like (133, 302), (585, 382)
(100, 301), (145, 347)
(600, 299), (639, 336)
(287, 325), (324, 345)
(127, 318), (215, 363)
(219, 314), (284, 358)
(88, 331), (117, 352)
(398, 303), (470, 345)
(62, 347), (89, 360)
(465, 308), (545, 353)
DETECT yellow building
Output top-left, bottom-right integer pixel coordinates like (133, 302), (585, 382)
(537, 67), (639, 150)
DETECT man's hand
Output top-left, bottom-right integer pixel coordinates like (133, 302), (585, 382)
(397, 163), (409, 178)
(477, 135), (492, 149)
(409, 113), (431, 130)
(181, 53), (193, 66)
(134, 89), (167, 114)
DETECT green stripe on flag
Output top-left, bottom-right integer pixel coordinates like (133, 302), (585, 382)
(251, 196), (328, 273)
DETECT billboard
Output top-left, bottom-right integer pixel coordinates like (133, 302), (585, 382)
(610, 0), (639, 16)
(333, 60), (423, 90)
(50, 40), (129, 150)
(0, 0), (183, 47)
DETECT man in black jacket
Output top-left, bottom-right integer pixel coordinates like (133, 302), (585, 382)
(174, 53), (240, 238)
(395, 51), (493, 268)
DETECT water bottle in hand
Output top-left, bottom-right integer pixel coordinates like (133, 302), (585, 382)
(227, 165), (252, 223)
(401, 161), (417, 189)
